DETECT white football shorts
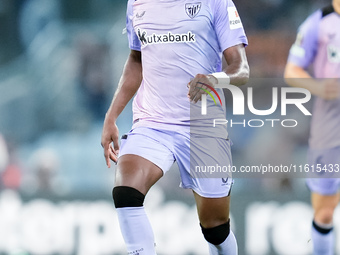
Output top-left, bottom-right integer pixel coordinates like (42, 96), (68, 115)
(118, 127), (233, 198)
(306, 146), (340, 195)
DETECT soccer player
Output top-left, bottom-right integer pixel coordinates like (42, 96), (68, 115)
(101, 0), (249, 254)
(284, 1), (340, 254)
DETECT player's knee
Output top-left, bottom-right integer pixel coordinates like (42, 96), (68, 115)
(112, 186), (145, 208)
(315, 208), (334, 224)
(200, 220), (230, 245)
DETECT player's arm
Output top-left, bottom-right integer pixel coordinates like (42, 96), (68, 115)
(284, 62), (339, 100)
(221, 43), (249, 86)
(101, 50), (142, 167)
(188, 44), (249, 103)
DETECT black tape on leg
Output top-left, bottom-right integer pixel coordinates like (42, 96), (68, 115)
(112, 186), (145, 208)
(313, 220), (333, 235)
(201, 220), (230, 245)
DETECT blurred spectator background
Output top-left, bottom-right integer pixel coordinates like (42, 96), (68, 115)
(0, 0), (338, 255)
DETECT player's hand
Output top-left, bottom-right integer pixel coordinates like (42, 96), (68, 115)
(101, 117), (120, 168)
(318, 79), (340, 100)
(187, 74), (217, 103)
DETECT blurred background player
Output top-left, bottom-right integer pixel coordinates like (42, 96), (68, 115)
(284, 0), (340, 254)
(101, 0), (249, 254)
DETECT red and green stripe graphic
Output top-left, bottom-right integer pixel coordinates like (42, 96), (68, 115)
(197, 82), (222, 105)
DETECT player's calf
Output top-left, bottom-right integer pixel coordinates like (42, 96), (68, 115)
(112, 186), (157, 255)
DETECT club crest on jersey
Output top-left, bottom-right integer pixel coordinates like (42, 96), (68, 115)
(185, 3), (201, 19)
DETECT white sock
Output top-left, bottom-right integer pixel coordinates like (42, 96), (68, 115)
(311, 220), (334, 255)
(116, 207), (157, 255)
(208, 230), (238, 255)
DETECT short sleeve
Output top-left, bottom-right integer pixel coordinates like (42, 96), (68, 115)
(126, 0), (141, 51)
(213, 0), (248, 52)
(287, 10), (321, 69)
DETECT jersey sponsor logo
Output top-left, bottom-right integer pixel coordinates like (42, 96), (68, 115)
(185, 3), (201, 19)
(227, 6), (243, 30)
(327, 45), (340, 63)
(137, 29), (196, 46)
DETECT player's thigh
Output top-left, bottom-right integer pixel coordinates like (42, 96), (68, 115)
(115, 127), (175, 195)
(193, 191), (230, 228)
(311, 192), (340, 209)
(115, 154), (163, 195)
(311, 191), (340, 220)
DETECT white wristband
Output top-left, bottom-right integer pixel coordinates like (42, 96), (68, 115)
(211, 72), (230, 86)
